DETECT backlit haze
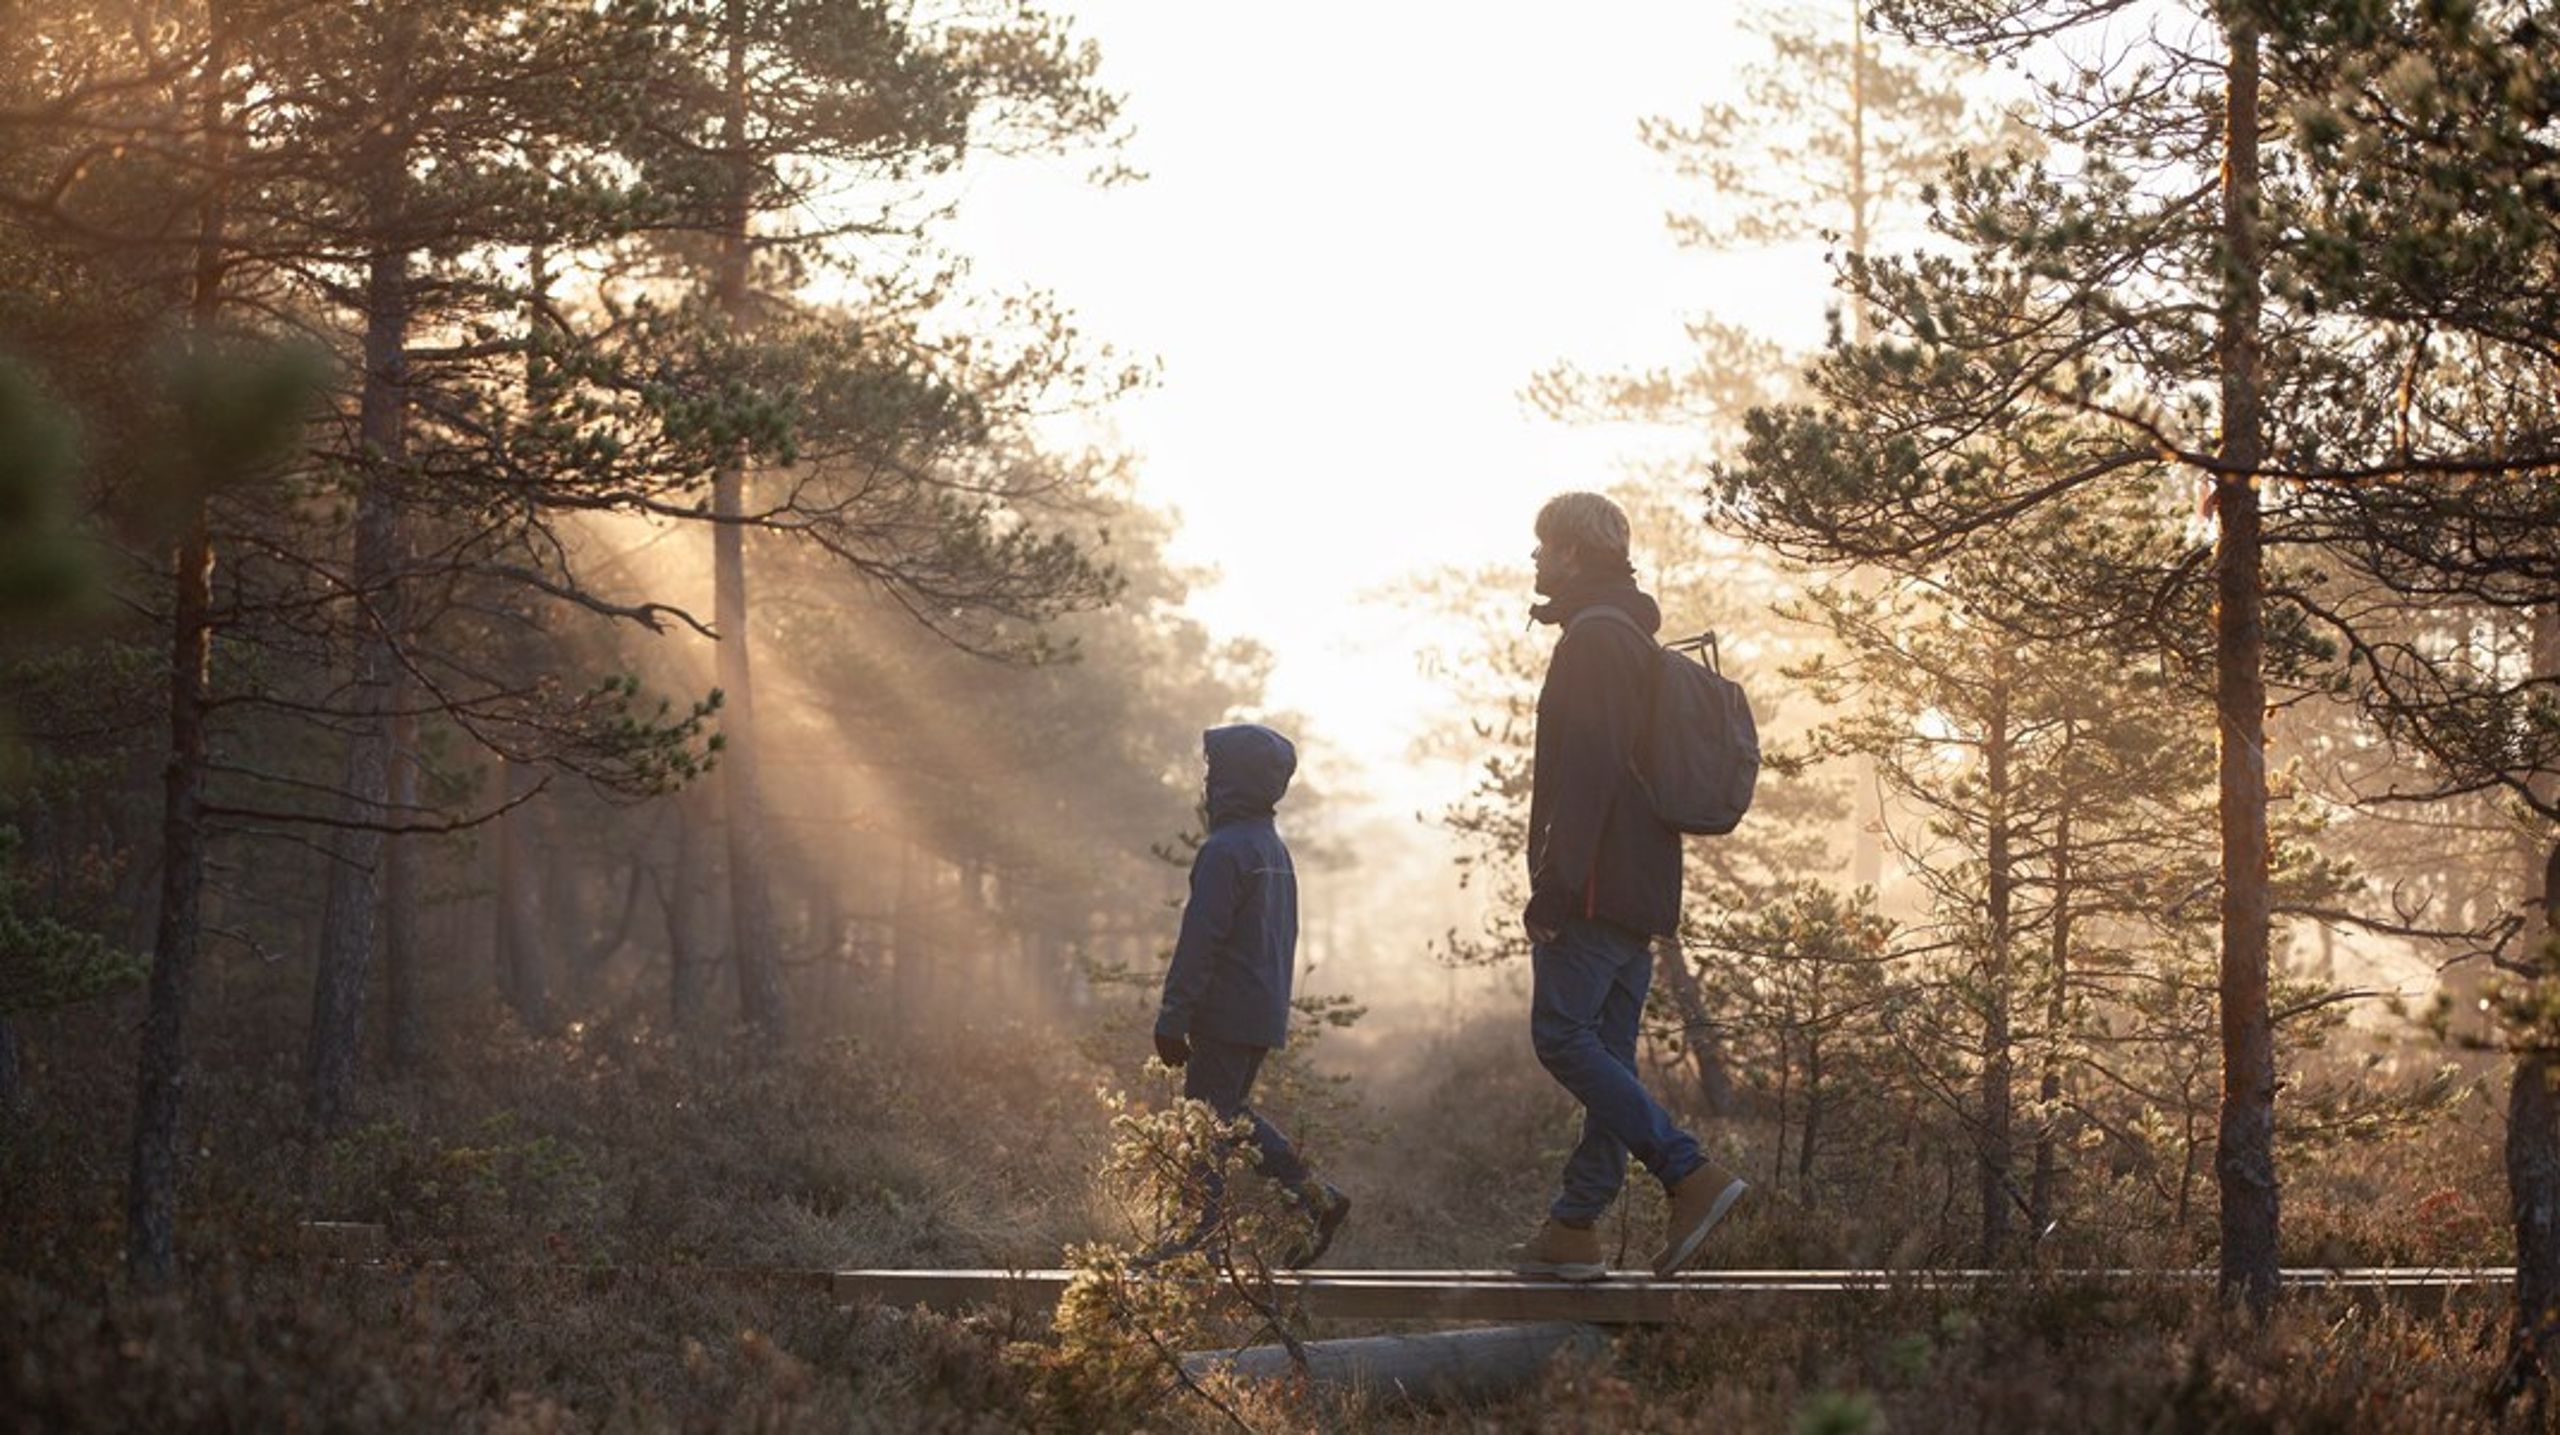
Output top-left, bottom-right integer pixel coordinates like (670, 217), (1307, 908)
(949, 1), (1835, 829)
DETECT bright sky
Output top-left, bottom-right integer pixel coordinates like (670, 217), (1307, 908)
(949, 1), (1837, 819)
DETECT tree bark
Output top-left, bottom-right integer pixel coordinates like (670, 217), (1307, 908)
(710, 486), (786, 1039)
(663, 788), (713, 1036)
(2212, 11), (2280, 1319)
(132, 477), (217, 1287)
(544, 831), (587, 1001)
(2505, 604), (2560, 1398)
(381, 703), (423, 1073)
(1801, 1012), (1825, 1192)
(0, 1014), (24, 1124)
(892, 838), (925, 1019)
(2030, 806), (2072, 1243)
(1843, 0), (1889, 899)
(1978, 648), (2016, 1263)
(1655, 937), (1734, 1116)
(560, 856), (646, 1009)
(494, 756), (553, 1032)
(711, 0), (787, 1042)
(305, 79), (414, 1133)
(128, 0), (230, 1288)
(2508, 841), (2560, 1399)
(1845, 0), (1872, 346)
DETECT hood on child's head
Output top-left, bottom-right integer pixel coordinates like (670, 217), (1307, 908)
(1203, 724), (1295, 825)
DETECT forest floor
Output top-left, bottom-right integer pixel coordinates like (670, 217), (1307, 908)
(0, 977), (2531, 1433)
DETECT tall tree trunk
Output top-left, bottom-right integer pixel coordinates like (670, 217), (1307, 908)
(2507, 840), (2560, 1402)
(381, 703), (424, 1072)
(2504, 604), (2560, 1399)
(2030, 806), (2072, 1243)
(1655, 937), (1734, 1116)
(892, 838), (924, 1020)
(1842, 0), (1889, 897)
(813, 869), (846, 1026)
(664, 788), (712, 1036)
(712, 2), (786, 1042)
(305, 89), (414, 1133)
(130, 384), (218, 1289)
(2212, 11), (2280, 1319)
(494, 757), (552, 1032)
(1978, 650), (2016, 1263)
(543, 832), (586, 1002)
(1845, 0), (1872, 346)
(1801, 1010), (1825, 1192)
(566, 857), (646, 1003)
(128, 0), (231, 1287)
(711, 471), (785, 1038)
(1771, 1021), (1792, 1187)
(0, 1014), (24, 1126)
(483, 243), (558, 1042)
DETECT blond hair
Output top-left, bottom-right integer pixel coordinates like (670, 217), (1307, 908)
(1535, 490), (1630, 560)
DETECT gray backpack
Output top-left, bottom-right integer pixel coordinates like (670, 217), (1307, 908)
(1568, 605), (1760, 836)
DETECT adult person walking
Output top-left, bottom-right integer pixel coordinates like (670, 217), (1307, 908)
(1510, 491), (1748, 1281)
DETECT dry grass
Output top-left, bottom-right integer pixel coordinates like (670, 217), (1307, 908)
(0, 983), (2535, 1432)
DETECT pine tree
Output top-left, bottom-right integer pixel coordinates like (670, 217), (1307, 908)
(582, 0), (1132, 1042)
(1703, 0), (2560, 1311)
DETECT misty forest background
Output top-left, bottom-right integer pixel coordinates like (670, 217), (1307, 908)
(4, 0), (2560, 1430)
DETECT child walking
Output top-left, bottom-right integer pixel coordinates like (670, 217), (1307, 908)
(1147, 723), (1350, 1268)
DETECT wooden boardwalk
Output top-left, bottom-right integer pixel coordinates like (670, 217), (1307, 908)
(290, 1227), (2514, 1326)
(838, 1266), (2517, 1324)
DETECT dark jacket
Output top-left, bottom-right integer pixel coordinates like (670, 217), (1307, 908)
(1527, 581), (1684, 938)
(1156, 724), (1300, 1049)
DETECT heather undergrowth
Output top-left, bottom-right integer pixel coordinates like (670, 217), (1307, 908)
(0, 987), (2532, 1432)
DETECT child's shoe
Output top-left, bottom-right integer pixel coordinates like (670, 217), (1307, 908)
(1283, 1181), (1351, 1268)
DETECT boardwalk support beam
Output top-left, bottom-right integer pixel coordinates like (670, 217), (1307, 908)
(1183, 1322), (1609, 1406)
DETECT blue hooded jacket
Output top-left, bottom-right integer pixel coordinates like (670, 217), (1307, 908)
(1155, 724), (1300, 1049)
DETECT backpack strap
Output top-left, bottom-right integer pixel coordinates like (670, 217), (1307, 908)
(1575, 606), (1728, 676)
(1565, 604), (1658, 649)
(1563, 606), (1666, 798)
(1565, 605), (1664, 710)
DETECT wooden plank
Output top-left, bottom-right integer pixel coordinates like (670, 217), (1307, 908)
(832, 1267), (2517, 1325)
(1241, 1267), (2518, 1285)
(301, 1233), (2513, 1326)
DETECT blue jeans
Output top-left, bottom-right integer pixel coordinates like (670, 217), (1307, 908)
(1532, 916), (1703, 1224)
(1183, 1035), (1311, 1198)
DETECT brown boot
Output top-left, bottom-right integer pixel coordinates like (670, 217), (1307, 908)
(1510, 1217), (1607, 1283)
(1651, 1163), (1748, 1276)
